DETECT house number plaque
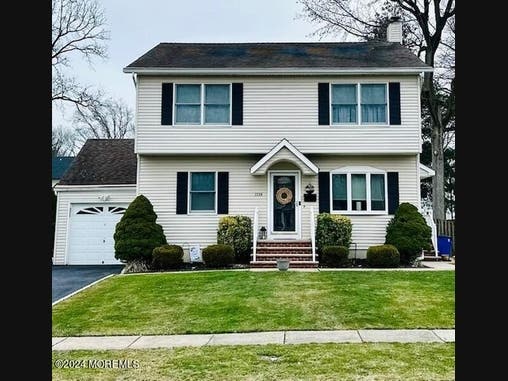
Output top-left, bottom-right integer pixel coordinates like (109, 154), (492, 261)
(254, 192), (263, 197)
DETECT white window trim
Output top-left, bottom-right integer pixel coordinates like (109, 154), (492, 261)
(188, 171), (218, 214)
(173, 83), (232, 126)
(329, 82), (390, 127)
(330, 166), (388, 215)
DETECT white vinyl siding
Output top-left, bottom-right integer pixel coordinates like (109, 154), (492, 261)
(53, 186), (137, 265)
(137, 154), (419, 260)
(135, 75), (421, 154)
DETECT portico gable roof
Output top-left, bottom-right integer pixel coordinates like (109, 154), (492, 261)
(250, 139), (319, 175)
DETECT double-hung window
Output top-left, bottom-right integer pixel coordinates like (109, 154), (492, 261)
(361, 84), (387, 124)
(331, 169), (387, 213)
(189, 172), (216, 212)
(330, 83), (388, 125)
(175, 84), (230, 125)
(332, 84), (357, 124)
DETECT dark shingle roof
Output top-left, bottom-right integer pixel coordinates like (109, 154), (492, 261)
(52, 157), (74, 179)
(125, 42), (429, 69)
(58, 139), (136, 185)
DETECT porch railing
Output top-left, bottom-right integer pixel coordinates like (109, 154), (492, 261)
(252, 207), (259, 262)
(422, 207), (438, 257)
(310, 206), (316, 262)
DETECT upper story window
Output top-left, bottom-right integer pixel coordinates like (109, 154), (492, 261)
(361, 84), (387, 124)
(331, 167), (387, 214)
(174, 84), (231, 125)
(332, 84), (357, 124)
(331, 83), (388, 125)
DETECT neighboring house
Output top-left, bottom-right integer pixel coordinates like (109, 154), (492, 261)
(53, 19), (435, 266)
(52, 157), (74, 188)
(53, 140), (137, 265)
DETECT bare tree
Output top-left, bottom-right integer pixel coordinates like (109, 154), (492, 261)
(299, 0), (455, 219)
(52, 126), (78, 157)
(52, 0), (109, 107)
(73, 98), (135, 142)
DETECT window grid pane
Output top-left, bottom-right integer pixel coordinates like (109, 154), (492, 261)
(332, 174), (348, 210)
(351, 174), (367, 211)
(204, 85), (230, 124)
(175, 84), (201, 124)
(191, 172), (215, 191)
(370, 174), (385, 211)
(191, 192), (215, 211)
(332, 84), (357, 124)
(360, 84), (387, 124)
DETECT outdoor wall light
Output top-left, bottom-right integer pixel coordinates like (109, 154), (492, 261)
(258, 226), (267, 240)
(305, 183), (315, 194)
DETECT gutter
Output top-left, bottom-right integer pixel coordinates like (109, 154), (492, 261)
(54, 184), (137, 192)
(122, 67), (433, 75)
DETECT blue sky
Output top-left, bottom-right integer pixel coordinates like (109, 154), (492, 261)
(53, 0), (338, 128)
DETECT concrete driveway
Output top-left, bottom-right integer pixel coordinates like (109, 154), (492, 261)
(52, 265), (124, 303)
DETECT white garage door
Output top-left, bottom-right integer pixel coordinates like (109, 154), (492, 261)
(67, 205), (127, 265)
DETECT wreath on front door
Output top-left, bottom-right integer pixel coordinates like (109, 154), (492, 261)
(276, 187), (293, 205)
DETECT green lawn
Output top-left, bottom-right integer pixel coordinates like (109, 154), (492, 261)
(52, 343), (455, 380)
(53, 271), (454, 336)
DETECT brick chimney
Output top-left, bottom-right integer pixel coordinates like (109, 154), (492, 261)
(387, 16), (402, 43)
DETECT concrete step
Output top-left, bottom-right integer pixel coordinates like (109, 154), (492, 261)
(250, 261), (319, 269)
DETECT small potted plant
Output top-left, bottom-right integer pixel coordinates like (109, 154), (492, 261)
(277, 258), (290, 271)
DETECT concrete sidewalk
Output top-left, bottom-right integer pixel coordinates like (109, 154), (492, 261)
(52, 329), (455, 350)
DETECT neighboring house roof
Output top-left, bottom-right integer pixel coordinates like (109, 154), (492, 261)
(52, 157), (74, 180)
(58, 139), (137, 185)
(124, 42), (431, 72)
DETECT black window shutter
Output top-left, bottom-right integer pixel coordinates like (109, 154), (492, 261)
(318, 171), (330, 213)
(217, 172), (229, 214)
(318, 83), (330, 125)
(387, 172), (400, 214)
(232, 83), (243, 125)
(389, 82), (401, 125)
(161, 83), (173, 125)
(176, 172), (188, 214)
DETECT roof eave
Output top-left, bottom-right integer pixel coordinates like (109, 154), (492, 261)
(123, 67), (433, 75)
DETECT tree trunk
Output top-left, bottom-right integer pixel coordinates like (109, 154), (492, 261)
(431, 120), (445, 219)
(423, 49), (446, 220)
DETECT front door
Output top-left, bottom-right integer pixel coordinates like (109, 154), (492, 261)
(269, 171), (300, 239)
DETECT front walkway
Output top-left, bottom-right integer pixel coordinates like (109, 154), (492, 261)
(52, 329), (455, 350)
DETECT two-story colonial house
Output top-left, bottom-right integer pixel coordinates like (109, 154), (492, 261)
(53, 19), (433, 267)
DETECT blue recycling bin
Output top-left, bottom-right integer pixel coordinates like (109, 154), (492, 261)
(437, 235), (452, 256)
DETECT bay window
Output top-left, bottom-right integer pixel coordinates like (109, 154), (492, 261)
(331, 169), (387, 213)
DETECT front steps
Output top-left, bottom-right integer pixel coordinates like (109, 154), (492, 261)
(250, 240), (318, 269)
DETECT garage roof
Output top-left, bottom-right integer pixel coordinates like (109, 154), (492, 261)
(58, 139), (136, 185)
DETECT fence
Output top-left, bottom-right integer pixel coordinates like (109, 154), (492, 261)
(435, 219), (455, 255)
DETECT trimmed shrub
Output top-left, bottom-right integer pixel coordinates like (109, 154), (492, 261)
(217, 215), (252, 263)
(114, 195), (167, 263)
(385, 203), (432, 265)
(321, 246), (350, 267)
(202, 244), (234, 268)
(316, 213), (352, 259)
(152, 245), (184, 270)
(367, 244), (400, 268)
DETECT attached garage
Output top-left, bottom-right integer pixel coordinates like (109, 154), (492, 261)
(67, 205), (127, 264)
(53, 139), (137, 265)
